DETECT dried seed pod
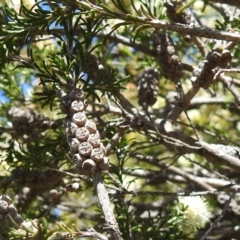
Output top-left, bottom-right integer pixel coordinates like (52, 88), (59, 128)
(56, 89), (66, 99)
(68, 138), (80, 154)
(41, 120), (51, 130)
(70, 100), (85, 113)
(97, 157), (109, 171)
(49, 189), (62, 201)
(78, 142), (93, 157)
(210, 51), (221, 62)
(75, 127), (90, 142)
(61, 95), (72, 106)
(221, 49), (232, 60)
(85, 120), (97, 133)
(72, 112), (87, 127)
(87, 131), (101, 148)
(90, 148), (104, 163)
(0, 195), (12, 204)
(13, 214), (24, 225)
(152, 31), (183, 83)
(59, 102), (69, 114)
(82, 159), (97, 174)
(137, 68), (160, 108)
(0, 200), (9, 213)
(69, 88), (85, 101)
(8, 204), (18, 217)
(72, 153), (84, 167)
(50, 121), (60, 130)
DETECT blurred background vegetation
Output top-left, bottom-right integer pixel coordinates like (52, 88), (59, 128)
(1, 0), (240, 239)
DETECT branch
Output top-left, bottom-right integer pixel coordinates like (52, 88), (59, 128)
(77, 2), (240, 42)
(209, 0), (240, 8)
(149, 119), (240, 172)
(200, 188), (239, 240)
(128, 169), (240, 191)
(92, 170), (122, 240)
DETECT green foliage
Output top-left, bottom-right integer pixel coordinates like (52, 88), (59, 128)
(1, 0), (240, 239)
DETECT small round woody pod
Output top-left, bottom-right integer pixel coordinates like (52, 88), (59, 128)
(59, 102), (69, 114)
(85, 120), (97, 133)
(82, 159), (97, 174)
(14, 214), (24, 225)
(221, 49), (232, 60)
(211, 51), (221, 62)
(61, 95), (72, 106)
(75, 127), (90, 142)
(72, 112), (87, 127)
(70, 100), (85, 113)
(72, 153), (84, 168)
(65, 122), (78, 137)
(78, 142), (93, 157)
(8, 204), (18, 217)
(90, 148), (104, 163)
(49, 189), (62, 201)
(87, 132), (101, 148)
(69, 88), (85, 101)
(97, 157), (109, 171)
(68, 138), (80, 154)
(0, 200), (9, 213)
(0, 195), (12, 204)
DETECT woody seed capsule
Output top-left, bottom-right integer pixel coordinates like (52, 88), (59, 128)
(65, 122), (78, 137)
(72, 153), (84, 168)
(90, 148), (104, 163)
(75, 127), (90, 142)
(69, 88), (85, 101)
(85, 120), (97, 133)
(82, 159), (96, 174)
(70, 100), (85, 113)
(78, 142), (93, 157)
(97, 157), (109, 171)
(72, 112), (87, 127)
(0, 195), (12, 204)
(0, 200), (9, 213)
(59, 102), (69, 114)
(68, 138), (80, 154)
(87, 132), (101, 148)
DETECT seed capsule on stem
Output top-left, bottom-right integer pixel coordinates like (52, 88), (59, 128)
(82, 159), (97, 174)
(65, 122), (78, 137)
(69, 88), (85, 101)
(70, 100), (85, 113)
(75, 127), (90, 142)
(87, 132), (101, 148)
(72, 153), (84, 168)
(90, 148), (104, 163)
(85, 120), (97, 133)
(97, 157), (109, 171)
(78, 142), (93, 157)
(68, 138), (80, 154)
(72, 112), (87, 127)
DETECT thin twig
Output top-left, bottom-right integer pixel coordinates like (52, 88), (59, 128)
(77, 2), (240, 42)
(200, 188), (240, 240)
(92, 170), (122, 240)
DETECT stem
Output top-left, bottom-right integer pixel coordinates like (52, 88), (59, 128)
(92, 170), (122, 240)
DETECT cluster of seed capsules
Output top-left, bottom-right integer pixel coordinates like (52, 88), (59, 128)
(152, 31), (184, 84)
(0, 195), (24, 231)
(137, 68), (160, 109)
(192, 47), (232, 89)
(58, 88), (109, 175)
(8, 107), (62, 140)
